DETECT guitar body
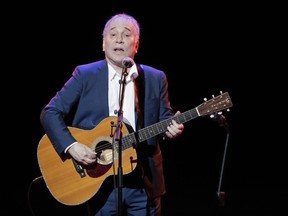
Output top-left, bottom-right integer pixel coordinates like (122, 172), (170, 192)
(37, 116), (137, 206)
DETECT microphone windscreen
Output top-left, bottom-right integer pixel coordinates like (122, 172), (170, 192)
(122, 57), (134, 68)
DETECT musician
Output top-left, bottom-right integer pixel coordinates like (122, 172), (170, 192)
(40, 13), (184, 216)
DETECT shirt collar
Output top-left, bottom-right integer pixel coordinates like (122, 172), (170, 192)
(108, 63), (138, 81)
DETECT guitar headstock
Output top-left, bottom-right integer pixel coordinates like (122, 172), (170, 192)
(197, 92), (233, 117)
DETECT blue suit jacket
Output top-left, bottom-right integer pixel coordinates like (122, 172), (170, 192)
(40, 59), (175, 198)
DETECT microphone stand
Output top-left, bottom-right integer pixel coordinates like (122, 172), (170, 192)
(212, 113), (230, 207)
(115, 65), (129, 216)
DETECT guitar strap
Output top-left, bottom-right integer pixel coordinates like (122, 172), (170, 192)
(134, 64), (145, 131)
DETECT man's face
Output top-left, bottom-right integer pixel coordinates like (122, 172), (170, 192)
(103, 17), (139, 69)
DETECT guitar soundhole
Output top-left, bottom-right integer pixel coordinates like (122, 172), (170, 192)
(86, 140), (114, 178)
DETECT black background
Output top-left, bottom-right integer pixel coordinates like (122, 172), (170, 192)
(5, 1), (286, 215)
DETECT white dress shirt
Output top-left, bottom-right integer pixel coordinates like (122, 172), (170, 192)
(108, 63), (138, 131)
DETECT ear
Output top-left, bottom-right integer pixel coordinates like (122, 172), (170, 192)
(135, 41), (139, 53)
(102, 39), (105, 51)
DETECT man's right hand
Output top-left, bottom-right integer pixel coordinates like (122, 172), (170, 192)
(67, 142), (97, 165)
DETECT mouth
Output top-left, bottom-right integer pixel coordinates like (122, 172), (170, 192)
(114, 48), (124, 52)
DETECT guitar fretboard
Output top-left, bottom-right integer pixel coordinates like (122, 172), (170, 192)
(120, 91), (232, 151)
(121, 108), (199, 149)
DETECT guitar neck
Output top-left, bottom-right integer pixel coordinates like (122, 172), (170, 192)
(121, 108), (199, 149)
(121, 91), (232, 150)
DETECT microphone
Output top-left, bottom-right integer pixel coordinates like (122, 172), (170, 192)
(122, 57), (134, 68)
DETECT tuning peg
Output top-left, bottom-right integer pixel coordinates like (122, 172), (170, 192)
(204, 98), (207, 101)
(210, 111), (222, 119)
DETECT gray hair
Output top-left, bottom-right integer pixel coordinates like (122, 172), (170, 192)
(102, 13), (140, 41)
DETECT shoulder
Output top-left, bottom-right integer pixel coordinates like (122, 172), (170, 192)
(72, 60), (108, 78)
(77, 59), (107, 72)
(137, 64), (166, 78)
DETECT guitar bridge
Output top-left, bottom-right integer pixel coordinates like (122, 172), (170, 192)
(130, 156), (137, 171)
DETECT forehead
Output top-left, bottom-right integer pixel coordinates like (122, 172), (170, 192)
(108, 17), (136, 32)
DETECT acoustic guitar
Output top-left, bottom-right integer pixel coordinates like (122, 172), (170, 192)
(37, 91), (233, 205)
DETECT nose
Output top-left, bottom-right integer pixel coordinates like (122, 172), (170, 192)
(116, 35), (124, 43)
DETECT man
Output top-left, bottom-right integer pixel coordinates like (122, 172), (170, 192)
(40, 13), (184, 215)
